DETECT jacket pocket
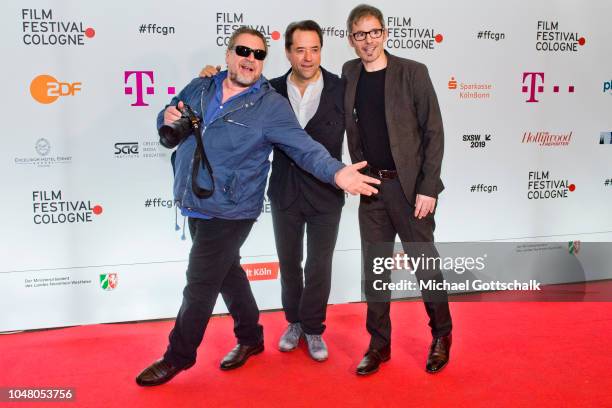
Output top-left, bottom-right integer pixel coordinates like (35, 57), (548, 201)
(222, 172), (241, 204)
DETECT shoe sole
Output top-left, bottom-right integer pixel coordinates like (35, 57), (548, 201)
(219, 345), (264, 371)
(135, 361), (195, 387)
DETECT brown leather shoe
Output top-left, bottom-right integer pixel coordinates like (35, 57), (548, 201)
(356, 346), (391, 376)
(219, 343), (264, 370)
(426, 334), (452, 373)
(135, 358), (195, 387)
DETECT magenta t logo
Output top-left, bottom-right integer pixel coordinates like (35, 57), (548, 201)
(522, 72), (545, 103)
(124, 71), (154, 106)
(522, 72), (575, 103)
(124, 71), (176, 107)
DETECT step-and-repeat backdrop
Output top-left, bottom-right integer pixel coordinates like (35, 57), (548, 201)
(1, 0), (611, 331)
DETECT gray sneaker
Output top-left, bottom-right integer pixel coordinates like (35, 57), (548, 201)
(305, 333), (328, 362)
(278, 323), (303, 352)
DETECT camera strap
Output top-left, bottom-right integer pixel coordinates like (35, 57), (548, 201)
(190, 119), (215, 199)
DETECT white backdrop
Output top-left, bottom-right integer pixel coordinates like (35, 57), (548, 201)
(1, 0), (611, 331)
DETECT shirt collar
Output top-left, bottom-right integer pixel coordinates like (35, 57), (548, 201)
(287, 68), (323, 90)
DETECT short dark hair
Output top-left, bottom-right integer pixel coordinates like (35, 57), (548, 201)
(284, 20), (323, 50)
(346, 4), (385, 33)
(228, 27), (268, 53)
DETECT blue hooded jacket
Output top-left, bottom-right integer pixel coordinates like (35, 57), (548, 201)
(156, 74), (345, 220)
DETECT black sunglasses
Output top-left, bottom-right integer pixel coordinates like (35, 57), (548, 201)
(233, 45), (267, 61)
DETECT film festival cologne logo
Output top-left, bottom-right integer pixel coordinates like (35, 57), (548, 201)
(21, 8), (95, 46)
(13, 138), (72, 168)
(527, 171), (576, 200)
(32, 190), (104, 225)
(214, 12), (281, 47)
(534, 20), (585, 52)
(385, 15), (443, 50)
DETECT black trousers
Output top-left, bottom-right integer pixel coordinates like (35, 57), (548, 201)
(271, 196), (341, 335)
(359, 178), (452, 350)
(164, 217), (263, 368)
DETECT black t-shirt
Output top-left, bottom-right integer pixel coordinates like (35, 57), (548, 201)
(355, 66), (396, 170)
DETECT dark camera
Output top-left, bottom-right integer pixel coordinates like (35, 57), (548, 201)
(158, 103), (201, 149)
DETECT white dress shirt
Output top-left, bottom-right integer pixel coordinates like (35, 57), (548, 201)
(286, 70), (324, 128)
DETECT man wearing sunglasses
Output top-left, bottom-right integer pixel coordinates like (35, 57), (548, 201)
(199, 21), (346, 364)
(136, 27), (380, 387)
(342, 4), (453, 376)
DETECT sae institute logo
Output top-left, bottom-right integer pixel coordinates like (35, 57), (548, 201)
(114, 141), (167, 159)
(100, 273), (118, 291)
(30, 74), (81, 104)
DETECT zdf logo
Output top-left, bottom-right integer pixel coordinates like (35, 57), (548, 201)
(30, 74), (81, 104)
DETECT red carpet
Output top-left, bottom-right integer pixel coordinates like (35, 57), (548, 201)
(1, 301), (611, 407)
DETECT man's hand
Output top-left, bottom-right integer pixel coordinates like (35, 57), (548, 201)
(164, 101), (184, 125)
(414, 194), (436, 219)
(335, 161), (380, 196)
(199, 65), (221, 78)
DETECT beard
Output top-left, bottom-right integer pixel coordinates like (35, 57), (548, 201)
(228, 69), (258, 87)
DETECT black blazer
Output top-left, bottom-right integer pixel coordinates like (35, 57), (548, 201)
(342, 51), (445, 204)
(267, 67), (345, 212)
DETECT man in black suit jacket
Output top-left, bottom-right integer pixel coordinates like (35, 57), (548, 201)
(342, 4), (453, 376)
(200, 20), (346, 362)
(267, 21), (345, 362)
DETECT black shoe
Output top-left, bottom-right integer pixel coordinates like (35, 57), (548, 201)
(356, 346), (391, 376)
(219, 343), (264, 370)
(426, 334), (452, 373)
(135, 358), (195, 387)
